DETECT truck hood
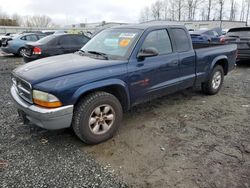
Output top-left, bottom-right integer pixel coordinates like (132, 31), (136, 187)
(13, 53), (127, 84)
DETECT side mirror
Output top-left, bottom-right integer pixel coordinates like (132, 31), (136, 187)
(137, 47), (159, 60)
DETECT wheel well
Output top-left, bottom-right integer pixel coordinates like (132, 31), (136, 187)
(214, 59), (229, 75)
(75, 85), (129, 111)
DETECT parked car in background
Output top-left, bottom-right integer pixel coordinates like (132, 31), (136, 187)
(23, 34), (90, 62)
(190, 29), (221, 44)
(1, 33), (46, 56)
(220, 27), (250, 60)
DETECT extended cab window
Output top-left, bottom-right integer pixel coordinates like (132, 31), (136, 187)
(172, 28), (191, 52)
(141, 29), (172, 55)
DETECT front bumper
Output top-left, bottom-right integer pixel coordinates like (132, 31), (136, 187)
(10, 86), (74, 130)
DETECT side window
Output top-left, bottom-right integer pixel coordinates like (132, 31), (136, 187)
(59, 36), (75, 46)
(26, 35), (38, 41)
(206, 31), (214, 36)
(141, 29), (172, 55)
(172, 28), (191, 52)
(38, 35), (45, 40)
(21, 36), (26, 40)
(212, 31), (219, 37)
(73, 36), (89, 45)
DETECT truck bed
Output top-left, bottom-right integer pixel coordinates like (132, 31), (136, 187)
(193, 43), (225, 49)
(193, 43), (237, 85)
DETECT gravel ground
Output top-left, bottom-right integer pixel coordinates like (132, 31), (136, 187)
(0, 54), (127, 188)
(0, 52), (250, 188)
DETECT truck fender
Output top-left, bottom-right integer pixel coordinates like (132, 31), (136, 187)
(209, 55), (228, 75)
(72, 79), (130, 109)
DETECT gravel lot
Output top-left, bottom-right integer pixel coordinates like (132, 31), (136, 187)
(0, 51), (250, 188)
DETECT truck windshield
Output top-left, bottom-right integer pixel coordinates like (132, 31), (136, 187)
(81, 29), (141, 60)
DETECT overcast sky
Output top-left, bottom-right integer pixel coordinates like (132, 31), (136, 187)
(0, 0), (155, 25)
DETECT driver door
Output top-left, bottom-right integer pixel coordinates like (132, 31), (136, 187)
(128, 29), (180, 104)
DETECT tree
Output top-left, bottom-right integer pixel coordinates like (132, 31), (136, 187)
(246, 0), (250, 23)
(139, 6), (150, 22)
(240, 0), (246, 21)
(176, 0), (183, 21)
(218, 0), (225, 20)
(151, 0), (163, 20)
(23, 15), (52, 27)
(169, 0), (176, 20)
(207, 0), (213, 20)
(229, 0), (237, 21)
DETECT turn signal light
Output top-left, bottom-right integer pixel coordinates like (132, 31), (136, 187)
(33, 99), (62, 108)
(33, 47), (42, 55)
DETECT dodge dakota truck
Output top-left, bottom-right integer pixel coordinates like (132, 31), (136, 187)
(11, 24), (237, 144)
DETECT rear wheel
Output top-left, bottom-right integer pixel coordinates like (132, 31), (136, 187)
(202, 65), (224, 95)
(72, 91), (123, 144)
(18, 47), (26, 57)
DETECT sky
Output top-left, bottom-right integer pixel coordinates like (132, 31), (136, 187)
(0, 0), (155, 25)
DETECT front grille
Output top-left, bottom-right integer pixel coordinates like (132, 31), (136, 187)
(12, 75), (33, 103)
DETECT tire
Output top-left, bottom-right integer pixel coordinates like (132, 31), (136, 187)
(72, 91), (123, 144)
(18, 47), (26, 57)
(202, 65), (224, 95)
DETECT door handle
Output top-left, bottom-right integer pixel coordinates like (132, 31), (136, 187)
(137, 63), (144, 67)
(171, 61), (179, 66)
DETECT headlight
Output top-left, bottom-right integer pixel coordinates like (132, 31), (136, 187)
(32, 90), (62, 108)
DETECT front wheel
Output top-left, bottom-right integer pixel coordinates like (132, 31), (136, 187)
(72, 91), (123, 144)
(202, 65), (224, 95)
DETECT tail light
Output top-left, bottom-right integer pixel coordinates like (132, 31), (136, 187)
(220, 37), (225, 44)
(33, 47), (42, 55)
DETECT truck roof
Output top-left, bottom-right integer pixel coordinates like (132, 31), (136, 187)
(112, 23), (186, 30)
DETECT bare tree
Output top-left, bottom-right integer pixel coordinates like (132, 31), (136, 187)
(176, 0), (183, 21)
(229, 0), (237, 21)
(162, 0), (169, 20)
(151, 0), (163, 20)
(207, 0), (213, 20)
(192, 0), (200, 20)
(139, 6), (150, 22)
(23, 15), (52, 27)
(200, 7), (207, 20)
(169, 0), (176, 20)
(12, 14), (22, 26)
(218, 0), (225, 20)
(246, 0), (250, 24)
(240, 0), (246, 21)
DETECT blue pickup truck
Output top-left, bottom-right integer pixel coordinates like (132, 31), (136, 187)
(11, 24), (237, 144)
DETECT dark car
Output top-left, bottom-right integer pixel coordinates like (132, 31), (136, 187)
(190, 29), (220, 44)
(220, 27), (250, 60)
(23, 34), (90, 62)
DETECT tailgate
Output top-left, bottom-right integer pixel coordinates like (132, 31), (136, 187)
(225, 37), (250, 49)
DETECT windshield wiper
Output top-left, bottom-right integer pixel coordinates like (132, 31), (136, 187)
(75, 50), (86, 56)
(87, 51), (109, 60)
